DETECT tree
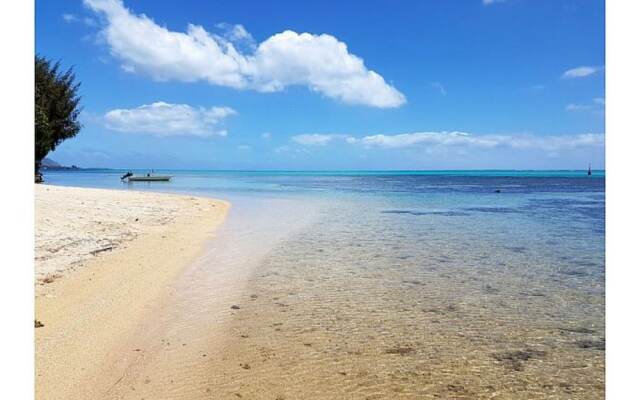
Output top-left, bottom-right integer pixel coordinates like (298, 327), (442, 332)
(35, 55), (82, 181)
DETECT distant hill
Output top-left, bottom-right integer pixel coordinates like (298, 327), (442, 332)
(41, 157), (62, 168)
(41, 157), (80, 170)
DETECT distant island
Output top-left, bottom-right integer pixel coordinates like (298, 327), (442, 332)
(40, 157), (80, 171)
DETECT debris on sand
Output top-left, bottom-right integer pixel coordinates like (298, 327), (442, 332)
(40, 274), (60, 284)
(559, 326), (596, 334)
(231, 305), (241, 310)
(492, 349), (546, 371)
(385, 346), (416, 355)
(35, 319), (44, 328)
(90, 245), (114, 256)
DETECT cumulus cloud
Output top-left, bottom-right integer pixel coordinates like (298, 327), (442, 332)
(339, 131), (604, 151)
(103, 101), (236, 137)
(83, 0), (405, 108)
(562, 66), (599, 79)
(261, 132), (272, 139)
(291, 134), (341, 146)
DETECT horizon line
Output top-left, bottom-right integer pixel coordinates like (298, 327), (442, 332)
(44, 167), (605, 172)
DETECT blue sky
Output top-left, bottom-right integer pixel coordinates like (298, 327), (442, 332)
(36, 0), (605, 170)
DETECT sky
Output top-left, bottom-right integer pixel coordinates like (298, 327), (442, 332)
(36, 0), (605, 170)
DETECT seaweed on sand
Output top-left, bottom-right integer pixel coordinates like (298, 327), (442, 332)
(492, 349), (546, 371)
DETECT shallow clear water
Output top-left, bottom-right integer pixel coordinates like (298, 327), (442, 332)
(43, 170), (605, 399)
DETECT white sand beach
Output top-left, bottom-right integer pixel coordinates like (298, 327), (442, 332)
(35, 185), (229, 399)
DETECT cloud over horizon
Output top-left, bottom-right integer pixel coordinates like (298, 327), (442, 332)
(291, 131), (604, 152)
(566, 97), (605, 114)
(482, 0), (507, 5)
(292, 134), (343, 146)
(83, 0), (406, 108)
(103, 101), (236, 137)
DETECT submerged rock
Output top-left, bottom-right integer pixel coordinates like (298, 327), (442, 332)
(576, 338), (605, 351)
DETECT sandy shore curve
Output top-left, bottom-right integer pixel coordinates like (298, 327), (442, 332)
(35, 185), (230, 400)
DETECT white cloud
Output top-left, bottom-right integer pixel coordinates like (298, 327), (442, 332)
(62, 13), (78, 23)
(83, 0), (405, 108)
(562, 66), (599, 79)
(354, 131), (475, 148)
(237, 144), (252, 150)
(274, 145), (291, 154)
(287, 131), (603, 152)
(63, 13), (97, 26)
(83, 16), (97, 27)
(291, 134), (340, 146)
(526, 84), (545, 92)
(228, 24), (251, 42)
(215, 23), (255, 50)
(566, 98), (605, 112)
(566, 103), (592, 112)
(483, 0), (506, 5)
(261, 132), (272, 139)
(344, 131), (604, 151)
(103, 101), (236, 137)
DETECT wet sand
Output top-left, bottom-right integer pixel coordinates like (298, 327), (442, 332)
(35, 185), (229, 400)
(93, 196), (324, 399)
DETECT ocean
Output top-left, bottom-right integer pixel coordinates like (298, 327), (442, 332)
(43, 169), (605, 399)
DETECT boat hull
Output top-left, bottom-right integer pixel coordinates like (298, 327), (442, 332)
(126, 176), (171, 182)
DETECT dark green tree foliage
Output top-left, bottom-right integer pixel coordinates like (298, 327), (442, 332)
(35, 55), (82, 179)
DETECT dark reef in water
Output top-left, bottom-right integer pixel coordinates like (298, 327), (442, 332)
(381, 209), (469, 216)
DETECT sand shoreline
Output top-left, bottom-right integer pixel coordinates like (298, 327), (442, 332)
(35, 185), (230, 399)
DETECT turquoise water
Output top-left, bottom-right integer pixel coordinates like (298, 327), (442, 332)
(43, 169), (605, 398)
(43, 169), (605, 273)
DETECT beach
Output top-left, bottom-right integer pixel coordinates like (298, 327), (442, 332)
(29, 0), (611, 396)
(35, 185), (229, 399)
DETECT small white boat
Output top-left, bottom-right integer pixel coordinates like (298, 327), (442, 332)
(127, 175), (171, 182)
(121, 171), (171, 182)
